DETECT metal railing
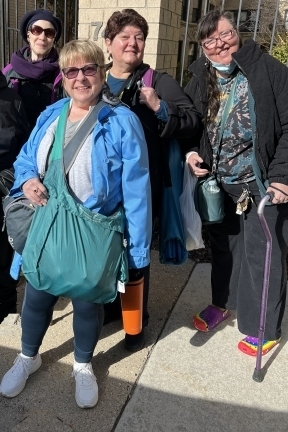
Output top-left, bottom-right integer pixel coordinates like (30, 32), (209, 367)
(180, 0), (288, 85)
(0, 0), (78, 69)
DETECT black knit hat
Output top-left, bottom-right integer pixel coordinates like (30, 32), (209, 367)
(20, 9), (62, 43)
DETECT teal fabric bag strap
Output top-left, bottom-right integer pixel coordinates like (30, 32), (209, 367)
(212, 75), (239, 174)
(194, 75), (239, 225)
(50, 98), (109, 172)
(49, 101), (68, 163)
(248, 87), (270, 201)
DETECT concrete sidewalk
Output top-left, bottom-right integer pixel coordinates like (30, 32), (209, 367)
(116, 263), (288, 432)
(1, 254), (288, 431)
(0, 250), (194, 432)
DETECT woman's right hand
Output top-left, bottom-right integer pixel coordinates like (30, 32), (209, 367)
(22, 177), (48, 206)
(187, 153), (209, 177)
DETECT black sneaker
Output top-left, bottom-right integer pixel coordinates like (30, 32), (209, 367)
(124, 330), (145, 352)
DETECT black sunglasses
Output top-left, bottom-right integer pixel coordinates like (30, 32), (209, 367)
(29, 25), (56, 39)
(62, 64), (101, 79)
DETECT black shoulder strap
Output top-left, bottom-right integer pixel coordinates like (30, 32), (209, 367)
(63, 100), (108, 174)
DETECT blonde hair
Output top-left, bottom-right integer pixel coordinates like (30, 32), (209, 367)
(59, 39), (105, 79)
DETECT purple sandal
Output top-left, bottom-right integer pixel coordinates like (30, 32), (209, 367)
(193, 305), (230, 332)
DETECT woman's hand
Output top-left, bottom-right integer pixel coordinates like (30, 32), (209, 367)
(22, 177), (48, 206)
(267, 183), (288, 204)
(139, 87), (161, 112)
(187, 153), (209, 177)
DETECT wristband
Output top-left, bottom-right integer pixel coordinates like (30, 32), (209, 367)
(185, 151), (198, 162)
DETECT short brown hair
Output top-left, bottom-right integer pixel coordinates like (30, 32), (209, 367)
(104, 9), (149, 42)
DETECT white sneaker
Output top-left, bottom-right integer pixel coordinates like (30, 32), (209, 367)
(72, 362), (98, 408)
(0, 353), (42, 398)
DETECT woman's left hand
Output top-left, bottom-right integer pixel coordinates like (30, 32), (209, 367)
(267, 182), (288, 204)
(139, 87), (161, 112)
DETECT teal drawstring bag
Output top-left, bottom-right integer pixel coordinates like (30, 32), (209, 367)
(22, 101), (128, 303)
(159, 138), (188, 265)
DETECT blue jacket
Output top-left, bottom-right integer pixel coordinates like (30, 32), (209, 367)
(10, 98), (152, 277)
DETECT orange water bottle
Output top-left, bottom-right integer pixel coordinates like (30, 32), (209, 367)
(120, 271), (143, 335)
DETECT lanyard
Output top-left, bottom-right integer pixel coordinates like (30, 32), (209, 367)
(212, 74), (239, 174)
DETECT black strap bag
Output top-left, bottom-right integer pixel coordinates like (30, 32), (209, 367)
(0, 168), (15, 197)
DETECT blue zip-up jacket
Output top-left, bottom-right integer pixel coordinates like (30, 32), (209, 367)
(10, 98), (152, 278)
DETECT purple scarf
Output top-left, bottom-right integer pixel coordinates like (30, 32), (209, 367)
(10, 46), (60, 80)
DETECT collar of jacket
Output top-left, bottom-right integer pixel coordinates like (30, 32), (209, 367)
(35, 96), (115, 130)
(232, 39), (263, 77)
(188, 38), (263, 104)
(189, 39), (262, 78)
(188, 56), (209, 106)
(105, 61), (151, 89)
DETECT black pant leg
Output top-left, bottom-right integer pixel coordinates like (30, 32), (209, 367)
(104, 264), (150, 328)
(141, 264), (150, 327)
(236, 185), (288, 340)
(207, 185), (243, 309)
(0, 213), (18, 323)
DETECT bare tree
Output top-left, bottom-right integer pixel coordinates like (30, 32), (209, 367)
(206, 0), (288, 51)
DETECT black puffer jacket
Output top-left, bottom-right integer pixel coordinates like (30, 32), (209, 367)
(0, 71), (29, 172)
(184, 39), (288, 185)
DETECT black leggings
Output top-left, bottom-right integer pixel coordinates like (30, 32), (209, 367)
(21, 282), (103, 362)
(0, 211), (18, 322)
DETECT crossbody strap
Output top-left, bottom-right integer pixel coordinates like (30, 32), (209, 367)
(63, 100), (108, 173)
(50, 99), (109, 175)
(212, 75), (239, 174)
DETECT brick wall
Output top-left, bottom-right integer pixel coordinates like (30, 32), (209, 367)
(78, 0), (182, 77)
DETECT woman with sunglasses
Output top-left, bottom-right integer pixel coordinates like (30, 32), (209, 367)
(0, 39), (151, 408)
(184, 9), (288, 357)
(2, 9), (63, 131)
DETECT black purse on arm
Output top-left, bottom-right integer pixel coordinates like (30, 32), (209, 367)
(0, 168), (15, 197)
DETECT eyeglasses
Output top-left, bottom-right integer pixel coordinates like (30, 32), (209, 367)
(62, 64), (102, 79)
(29, 25), (56, 39)
(201, 29), (235, 50)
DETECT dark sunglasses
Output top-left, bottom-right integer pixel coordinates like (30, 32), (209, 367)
(29, 25), (56, 39)
(62, 64), (101, 79)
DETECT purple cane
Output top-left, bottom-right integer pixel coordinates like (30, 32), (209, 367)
(253, 193), (273, 382)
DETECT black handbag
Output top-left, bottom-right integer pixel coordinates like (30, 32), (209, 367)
(0, 168), (15, 197)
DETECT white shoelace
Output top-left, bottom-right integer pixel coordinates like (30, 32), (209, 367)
(10, 355), (31, 380)
(73, 364), (95, 388)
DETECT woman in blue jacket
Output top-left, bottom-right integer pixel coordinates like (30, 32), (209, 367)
(0, 40), (151, 409)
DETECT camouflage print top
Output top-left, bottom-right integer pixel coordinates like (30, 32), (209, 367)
(208, 72), (255, 184)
